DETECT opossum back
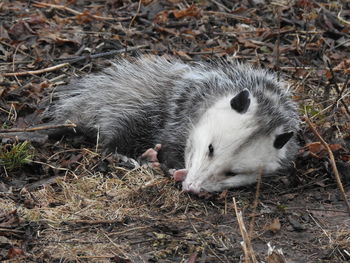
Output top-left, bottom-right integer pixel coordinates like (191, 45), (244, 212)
(48, 56), (192, 155)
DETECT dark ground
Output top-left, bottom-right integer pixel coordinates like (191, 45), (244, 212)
(0, 0), (350, 262)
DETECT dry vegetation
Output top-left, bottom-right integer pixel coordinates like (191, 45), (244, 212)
(0, 0), (350, 262)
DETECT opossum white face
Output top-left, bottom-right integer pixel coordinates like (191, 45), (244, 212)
(182, 89), (294, 193)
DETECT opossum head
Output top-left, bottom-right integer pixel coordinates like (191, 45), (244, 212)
(182, 89), (295, 193)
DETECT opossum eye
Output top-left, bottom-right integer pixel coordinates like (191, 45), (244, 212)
(274, 132), (294, 149)
(225, 171), (238, 177)
(208, 144), (214, 157)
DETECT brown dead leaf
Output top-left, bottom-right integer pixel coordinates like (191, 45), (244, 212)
(25, 14), (47, 25)
(173, 5), (200, 19)
(304, 142), (343, 158)
(8, 21), (29, 41)
(266, 218), (281, 233)
(267, 248), (287, 263)
(340, 155), (350, 162)
(329, 144), (343, 152)
(141, 0), (154, 5)
(60, 153), (83, 169)
(218, 189), (228, 200)
(334, 59), (350, 74)
(185, 252), (198, 263)
(153, 10), (169, 24)
(307, 142), (324, 154)
(325, 70), (332, 79)
(75, 10), (94, 23)
(7, 247), (23, 259)
(296, 0), (317, 8)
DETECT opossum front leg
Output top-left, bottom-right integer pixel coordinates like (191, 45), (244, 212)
(140, 145), (189, 182)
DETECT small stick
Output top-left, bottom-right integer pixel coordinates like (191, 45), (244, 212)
(249, 171), (262, 239)
(338, 9), (350, 25)
(233, 198), (258, 263)
(3, 45), (148, 77)
(304, 117), (350, 216)
(210, 0), (232, 12)
(2, 62), (69, 77)
(139, 18), (178, 36)
(66, 219), (119, 225)
(203, 11), (251, 22)
(326, 61), (350, 116)
(0, 123), (76, 133)
(32, 1), (131, 22)
(56, 45), (148, 65)
(0, 228), (25, 234)
(129, 0), (142, 28)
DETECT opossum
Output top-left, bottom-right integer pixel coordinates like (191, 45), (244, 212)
(50, 55), (299, 193)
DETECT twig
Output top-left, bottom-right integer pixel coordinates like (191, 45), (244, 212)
(0, 228), (25, 234)
(2, 62), (69, 77)
(309, 213), (333, 242)
(2, 44), (146, 77)
(338, 8), (350, 25)
(329, 74), (350, 114)
(273, 8), (281, 75)
(25, 176), (60, 191)
(249, 171), (262, 239)
(102, 232), (127, 255)
(0, 123), (76, 133)
(210, 0), (232, 12)
(326, 61), (350, 116)
(56, 45), (148, 67)
(66, 219), (120, 225)
(0, 41), (35, 60)
(203, 11), (251, 22)
(304, 117), (350, 216)
(285, 207), (349, 214)
(129, 0), (142, 28)
(32, 160), (70, 172)
(32, 1), (131, 22)
(233, 198), (258, 263)
(139, 18), (178, 36)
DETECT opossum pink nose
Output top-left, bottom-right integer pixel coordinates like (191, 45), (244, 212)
(172, 169), (188, 182)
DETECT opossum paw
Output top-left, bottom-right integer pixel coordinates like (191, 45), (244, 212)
(139, 144), (162, 168)
(170, 169), (188, 182)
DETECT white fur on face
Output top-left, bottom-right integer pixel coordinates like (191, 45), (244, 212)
(182, 93), (287, 193)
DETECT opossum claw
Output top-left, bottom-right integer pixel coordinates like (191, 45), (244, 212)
(115, 153), (140, 169)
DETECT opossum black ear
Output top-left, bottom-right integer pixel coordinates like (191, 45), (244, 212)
(274, 132), (294, 149)
(230, 89), (250, 113)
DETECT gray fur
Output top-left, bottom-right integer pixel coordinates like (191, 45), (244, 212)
(50, 55), (299, 183)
